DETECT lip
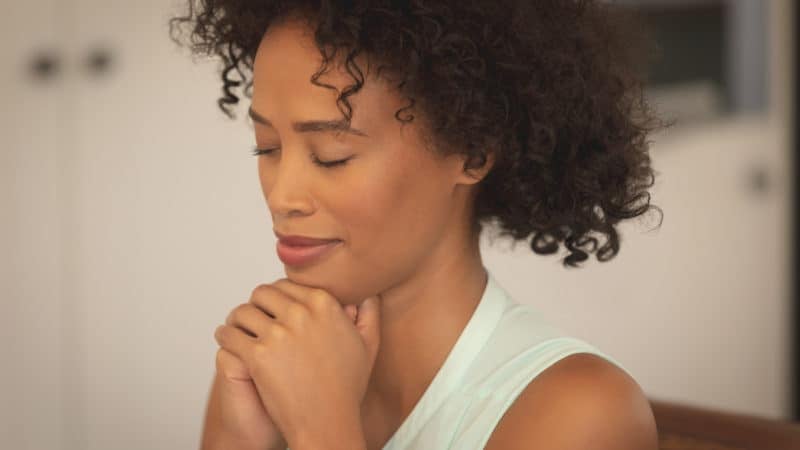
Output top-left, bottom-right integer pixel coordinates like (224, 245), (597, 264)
(274, 230), (340, 246)
(276, 240), (342, 266)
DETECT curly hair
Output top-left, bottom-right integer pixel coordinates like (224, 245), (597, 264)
(169, 0), (670, 268)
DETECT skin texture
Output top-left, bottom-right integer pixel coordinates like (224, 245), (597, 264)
(229, 17), (658, 450)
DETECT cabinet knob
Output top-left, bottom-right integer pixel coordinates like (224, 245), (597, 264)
(85, 46), (114, 77)
(28, 50), (61, 81)
(746, 163), (771, 196)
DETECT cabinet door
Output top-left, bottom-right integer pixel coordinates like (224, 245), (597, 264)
(494, 114), (793, 420)
(1, 1), (68, 449)
(68, 1), (270, 449)
(624, 117), (792, 417)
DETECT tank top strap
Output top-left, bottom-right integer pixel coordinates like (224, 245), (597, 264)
(448, 335), (634, 449)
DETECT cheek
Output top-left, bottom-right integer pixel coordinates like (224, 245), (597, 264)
(337, 173), (403, 245)
(338, 163), (449, 264)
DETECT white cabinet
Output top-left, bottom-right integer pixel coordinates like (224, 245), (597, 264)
(4, 1), (271, 449)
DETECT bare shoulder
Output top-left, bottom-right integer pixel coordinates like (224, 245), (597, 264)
(484, 352), (659, 450)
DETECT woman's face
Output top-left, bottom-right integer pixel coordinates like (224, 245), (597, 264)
(251, 19), (480, 304)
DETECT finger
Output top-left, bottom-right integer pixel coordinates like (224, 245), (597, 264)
(344, 304), (357, 322)
(356, 294), (382, 366)
(215, 347), (252, 381)
(226, 303), (274, 338)
(271, 278), (341, 312)
(214, 324), (256, 362)
(269, 278), (317, 304)
(248, 283), (299, 324)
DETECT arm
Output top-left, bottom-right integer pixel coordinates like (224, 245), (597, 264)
(287, 405), (367, 450)
(484, 353), (659, 450)
(199, 372), (286, 450)
(200, 373), (258, 450)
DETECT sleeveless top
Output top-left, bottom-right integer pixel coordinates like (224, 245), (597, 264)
(288, 269), (632, 450)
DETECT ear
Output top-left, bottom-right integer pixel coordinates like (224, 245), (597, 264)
(456, 150), (496, 185)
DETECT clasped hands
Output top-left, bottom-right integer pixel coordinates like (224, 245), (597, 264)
(213, 278), (381, 449)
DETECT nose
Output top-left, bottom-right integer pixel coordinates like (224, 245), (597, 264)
(262, 147), (315, 217)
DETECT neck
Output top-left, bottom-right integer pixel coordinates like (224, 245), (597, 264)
(361, 226), (489, 424)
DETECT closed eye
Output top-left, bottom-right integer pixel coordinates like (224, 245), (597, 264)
(250, 146), (352, 168)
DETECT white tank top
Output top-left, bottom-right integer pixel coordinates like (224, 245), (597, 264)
(289, 269), (631, 449)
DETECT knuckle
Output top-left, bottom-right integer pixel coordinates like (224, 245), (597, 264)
(267, 324), (287, 341)
(249, 346), (268, 375)
(252, 341), (269, 357)
(308, 289), (333, 309)
(226, 305), (246, 325)
(250, 283), (273, 299)
(285, 303), (308, 324)
(214, 324), (227, 342)
(271, 278), (290, 289)
(250, 342), (270, 369)
(227, 303), (247, 321)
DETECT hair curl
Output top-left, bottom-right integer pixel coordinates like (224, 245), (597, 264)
(169, 0), (670, 268)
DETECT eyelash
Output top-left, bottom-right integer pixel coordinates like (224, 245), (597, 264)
(250, 146), (351, 168)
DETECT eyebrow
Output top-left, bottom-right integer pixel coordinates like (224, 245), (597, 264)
(248, 106), (369, 137)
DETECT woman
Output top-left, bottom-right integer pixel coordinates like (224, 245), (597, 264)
(170, 1), (667, 449)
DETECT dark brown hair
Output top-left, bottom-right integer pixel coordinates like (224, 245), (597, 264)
(169, 0), (670, 268)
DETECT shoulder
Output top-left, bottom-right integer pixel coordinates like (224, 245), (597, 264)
(484, 352), (659, 450)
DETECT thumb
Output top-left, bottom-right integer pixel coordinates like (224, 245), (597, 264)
(355, 294), (381, 363)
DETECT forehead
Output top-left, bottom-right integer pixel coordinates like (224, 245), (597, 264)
(251, 20), (405, 136)
(255, 20), (323, 80)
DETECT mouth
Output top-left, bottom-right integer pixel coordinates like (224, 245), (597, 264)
(276, 240), (342, 266)
(274, 230), (340, 246)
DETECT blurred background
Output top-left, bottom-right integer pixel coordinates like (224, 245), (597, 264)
(1, 0), (796, 448)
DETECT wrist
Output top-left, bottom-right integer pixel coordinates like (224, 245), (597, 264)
(288, 414), (366, 450)
(202, 431), (268, 450)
